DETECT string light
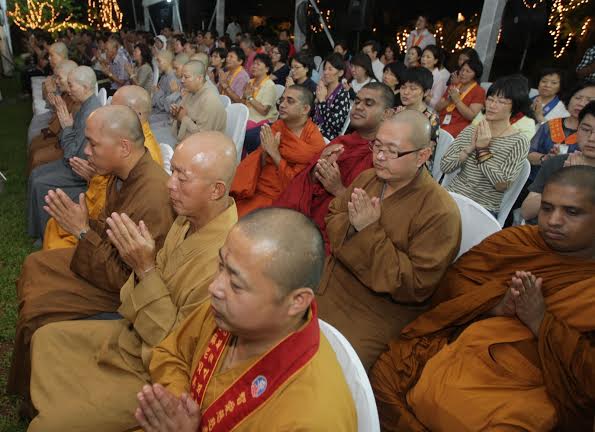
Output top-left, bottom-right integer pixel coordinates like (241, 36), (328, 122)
(522, 0), (545, 9)
(395, 30), (409, 54)
(8, 0), (87, 32)
(580, 17), (591, 37)
(434, 23), (445, 49)
(548, 0), (590, 58)
(452, 26), (477, 53)
(88, 0), (123, 32)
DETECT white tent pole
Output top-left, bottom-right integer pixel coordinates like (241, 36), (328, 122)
(216, 0), (224, 37)
(294, 0), (307, 51)
(475, 0), (508, 82)
(131, 0), (139, 30)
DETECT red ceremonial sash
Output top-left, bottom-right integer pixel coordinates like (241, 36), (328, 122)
(549, 117), (577, 145)
(412, 32), (424, 47)
(190, 302), (320, 432)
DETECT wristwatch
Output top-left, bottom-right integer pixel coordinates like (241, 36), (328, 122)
(78, 228), (89, 241)
(247, 96), (254, 103)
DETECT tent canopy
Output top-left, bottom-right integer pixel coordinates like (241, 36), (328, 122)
(142, 0), (183, 34)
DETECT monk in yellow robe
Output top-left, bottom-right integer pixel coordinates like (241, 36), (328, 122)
(28, 132), (238, 431)
(136, 208), (357, 432)
(43, 85), (164, 250)
(371, 165), (595, 432)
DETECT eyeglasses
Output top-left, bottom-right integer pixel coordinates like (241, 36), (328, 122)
(369, 141), (419, 159)
(485, 97), (512, 106)
(578, 124), (595, 137)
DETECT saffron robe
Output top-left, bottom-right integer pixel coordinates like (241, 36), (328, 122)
(317, 168), (461, 371)
(42, 122), (164, 250)
(149, 302), (357, 431)
(231, 118), (325, 217)
(274, 131), (372, 253)
(171, 84), (227, 141)
(28, 204), (237, 432)
(370, 225), (595, 432)
(8, 151), (175, 401)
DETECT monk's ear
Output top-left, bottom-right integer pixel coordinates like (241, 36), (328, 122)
(287, 287), (314, 318)
(119, 138), (133, 158)
(416, 147), (432, 167)
(211, 181), (227, 200)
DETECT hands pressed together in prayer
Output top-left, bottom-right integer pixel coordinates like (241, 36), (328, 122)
(313, 144), (346, 196)
(348, 188), (381, 232)
(260, 124), (282, 165)
(285, 76), (295, 88)
(170, 104), (187, 122)
(316, 80), (328, 102)
(472, 119), (492, 150)
(170, 79), (180, 93)
(55, 96), (74, 129)
(43, 189), (90, 238)
(136, 384), (200, 432)
(447, 86), (462, 103)
(69, 157), (98, 181)
(106, 213), (157, 280)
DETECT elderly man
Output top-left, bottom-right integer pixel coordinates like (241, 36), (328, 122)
(8, 105), (174, 408)
(371, 166), (595, 432)
(101, 38), (132, 94)
(317, 110), (461, 371)
(231, 85), (325, 217)
(27, 132), (238, 431)
(27, 65), (101, 240)
(43, 85), (164, 250)
(135, 208), (357, 432)
(275, 82), (394, 252)
(170, 60), (226, 142)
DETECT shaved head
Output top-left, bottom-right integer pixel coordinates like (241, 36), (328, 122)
(190, 52), (209, 67)
(112, 85), (152, 121)
(173, 53), (190, 66)
(50, 42), (68, 59)
(545, 165), (595, 204)
(157, 50), (174, 64)
(183, 60), (207, 78)
(236, 208), (325, 295)
(68, 65), (97, 91)
(56, 60), (78, 77)
(91, 105), (145, 149)
(387, 109), (431, 149)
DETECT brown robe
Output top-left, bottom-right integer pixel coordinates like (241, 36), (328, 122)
(7, 151), (175, 401)
(317, 168), (461, 371)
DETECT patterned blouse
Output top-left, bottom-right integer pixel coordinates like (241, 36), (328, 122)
(314, 85), (351, 141)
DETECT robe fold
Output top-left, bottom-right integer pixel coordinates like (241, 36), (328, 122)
(28, 203), (237, 432)
(370, 225), (595, 432)
(231, 118), (326, 217)
(317, 168), (461, 371)
(274, 131), (372, 253)
(171, 84), (227, 141)
(8, 151), (175, 401)
(42, 122), (164, 250)
(148, 302), (357, 431)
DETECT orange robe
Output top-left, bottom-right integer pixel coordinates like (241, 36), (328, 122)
(42, 122), (164, 250)
(370, 225), (595, 431)
(230, 118), (325, 217)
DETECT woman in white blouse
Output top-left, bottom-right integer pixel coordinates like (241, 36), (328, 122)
(421, 45), (449, 109)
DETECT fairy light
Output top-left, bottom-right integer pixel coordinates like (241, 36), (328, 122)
(395, 30), (409, 54)
(580, 17), (591, 37)
(88, 0), (123, 32)
(522, 0), (545, 8)
(548, 0), (590, 58)
(434, 23), (445, 49)
(9, 0), (87, 32)
(452, 26), (477, 53)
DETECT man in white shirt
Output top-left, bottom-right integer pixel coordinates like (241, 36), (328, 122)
(406, 15), (436, 54)
(362, 40), (384, 82)
(226, 17), (242, 42)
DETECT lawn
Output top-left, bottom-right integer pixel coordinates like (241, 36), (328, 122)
(0, 77), (34, 432)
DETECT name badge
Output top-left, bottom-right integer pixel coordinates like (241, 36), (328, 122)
(442, 114), (452, 125)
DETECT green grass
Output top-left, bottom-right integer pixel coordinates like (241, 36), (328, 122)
(0, 77), (34, 432)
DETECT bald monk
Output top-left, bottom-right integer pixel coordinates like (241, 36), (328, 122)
(275, 82), (394, 252)
(317, 110), (461, 371)
(27, 65), (101, 239)
(152, 50), (177, 113)
(136, 208), (357, 432)
(8, 106), (175, 408)
(170, 60), (226, 142)
(43, 85), (164, 250)
(231, 85), (326, 217)
(28, 132), (238, 431)
(371, 166), (595, 432)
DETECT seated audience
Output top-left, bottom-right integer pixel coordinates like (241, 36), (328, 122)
(314, 53), (351, 141)
(406, 15), (436, 54)
(231, 85), (325, 217)
(27, 132), (238, 431)
(172, 35), (186, 54)
(151, 50), (177, 113)
(334, 39), (353, 81)
(441, 76), (530, 217)
(9, 105), (174, 410)
(139, 208), (357, 432)
(276, 82), (394, 252)
(531, 67), (569, 123)
(27, 66), (101, 239)
(421, 44), (449, 109)
(522, 101), (595, 222)
(240, 36), (257, 77)
(170, 60), (226, 142)
(101, 38), (132, 95)
(405, 46), (422, 68)
(362, 40), (384, 81)
(126, 43), (154, 94)
(207, 47), (227, 86)
(398, 67), (439, 145)
(435, 57), (485, 137)
(347, 53), (377, 97)
(219, 47), (250, 103)
(382, 61), (406, 106)
(317, 110), (461, 370)
(371, 166), (595, 432)
(270, 43), (290, 85)
(244, 53), (279, 128)
(381, 43), (399, 65)
(286, 51), (317, 94)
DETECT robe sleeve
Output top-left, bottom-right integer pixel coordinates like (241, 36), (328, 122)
(59, 126), (77, 156)
(324, 176), (356, 253)
(277, 159), (311, 190)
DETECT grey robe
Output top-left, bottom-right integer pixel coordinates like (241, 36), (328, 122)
(151, 71), (178, 113)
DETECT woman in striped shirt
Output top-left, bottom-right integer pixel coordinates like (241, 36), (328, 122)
(440, 76), (531, 216)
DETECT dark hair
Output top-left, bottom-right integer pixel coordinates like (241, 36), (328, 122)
(335, 39), (349, 56)
(563, 81), (595, 106)
(459, 47), (479, 63)
(362, 40), (381, 54)
(383, 42), (400, 61)
(323, 52), (346, 74)
(206, 29), (219, 39)
(254, 53), (273, 75)
(487, 74), (533, 118)
(272, 43), (289, 64)
(212, 47), (228, 61)
(134, 43), (152, 66)
(228, 46), (246, 65)
(291, 52), (314, 77)
(459, 57), (483, 82)
(383, 62), (406, 87)
(218, 35), (232, 49)
(173, 35), (186, 46)
(289, 84), (315, 109)
(400, 65), (433, 92)
(408, 46), (422, 59)
(579, 100), (595, 123)
(422, 44), (443, 69)
(361, 82), (395, 109)
(351, 53), (377, 81)
(536, 67), (564, 95)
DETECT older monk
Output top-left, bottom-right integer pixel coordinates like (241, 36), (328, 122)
(317, 110), (461, 371)
(371, 166), (595, 432)
(8, 105), (174, 408)
(28, 132), (238, 431)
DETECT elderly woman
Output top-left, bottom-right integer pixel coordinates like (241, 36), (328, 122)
(244, 53), (279, 128)
(531, 68), (569, 123)
(126, 43), (154, 93)
(314, 53), (351, 141)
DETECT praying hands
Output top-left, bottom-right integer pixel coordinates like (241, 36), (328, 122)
(55, 96), (74, 129)
(473, 119), (492, 149)
(315, 159), (345, 197)
(260, 124), (281, 165)
(69, 157), (98, 181)
(509, 271), (546, 337)
(43, 189), (89, 238)
(348, 188), (381, 231)
(136, 384), (201, 432)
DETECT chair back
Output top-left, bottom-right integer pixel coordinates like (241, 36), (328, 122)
(529, 88), (539, 99)
(497, 159), (531, 227)
(449, 192), (501, 260)
(275, 84), (285, 102)
(432, 129), (454, 181)
(153, 62), (160, 87)
(225, 103), (250, 163)
(159, 143), (174, 175)
(98, 88), (107, 106)
(480, 82), (492, 92)
(314, 55), (323, 72)
(340, 104), (354, 136)
(319, 319), (380, 432)
(219, 94), (231, 108)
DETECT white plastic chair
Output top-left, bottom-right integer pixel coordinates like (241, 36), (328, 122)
(225, 103), (249, 163)
(497, 159), (531, 227)
(339, 103), (354, 136)
(219, 94), (231, 108)
(106, 96), (113, 105)
(314, 55), (323, 72)
(98, 88), (107, 106)
(275, 84), (285, 102)
(480, 82), (492, 92)
(319, 320), (380, 432)
(431, 129), (454, 181)
(529, 88), (539, 99)
(159, 143), (174, 175)
(449, 192), (501, 260)
(153, 62), (160, 87)
(95, 82), (99, 95)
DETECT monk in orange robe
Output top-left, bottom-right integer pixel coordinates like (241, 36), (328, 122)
(370, 165), (595, 432)
(231, 85), (325, 217)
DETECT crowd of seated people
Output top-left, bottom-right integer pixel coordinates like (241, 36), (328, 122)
(9, 18), (595, 431)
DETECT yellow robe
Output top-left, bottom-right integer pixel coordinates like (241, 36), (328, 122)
(149, 302), (358, 431)
(28, 203), (238, 432)
(42, 122), (164, 250)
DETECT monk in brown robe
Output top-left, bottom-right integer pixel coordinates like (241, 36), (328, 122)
(27, 132), (238, 431)
(317, 110), (462, 371)
(8, 105), (175, 409)
(371, 165), (595, 432)
(231, 85), (326, 217)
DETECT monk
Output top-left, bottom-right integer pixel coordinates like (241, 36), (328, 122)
(43, 85), (164, 250)
(8, 105), (175, 408)
(274, 82), (394, 252)
(152, 50), (178, 113)
(231, 85), (326, 217)
(370, 166), (595, 432)
(317, 110), (461, 371)
(136, 208), (357, 432)
(28, 132), (239, 431)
